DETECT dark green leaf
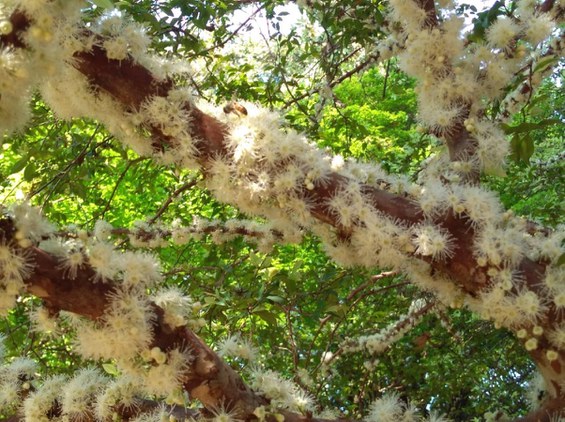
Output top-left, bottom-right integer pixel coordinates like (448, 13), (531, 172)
(254, 310), (278, 326)
(9, 157), (28, 174)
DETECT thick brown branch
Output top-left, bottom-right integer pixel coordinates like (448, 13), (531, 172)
(74, 45), (173, 111)
(515, 395), (565, 422)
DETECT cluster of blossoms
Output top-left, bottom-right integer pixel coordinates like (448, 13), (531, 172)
(0, 203), (53, 312)
(217, 334), (258, 362)
(0, 349), (180, 422)
(389, 0), (563, 174)
(0, 0), (85, 135)
(0, 348), (36, 414)
(342, 299), (433, 356)
(124, 215), (303, 254)
(0, 240), (31, 312)
(365, 392), (421, 422)
(250, 368), (314, 414)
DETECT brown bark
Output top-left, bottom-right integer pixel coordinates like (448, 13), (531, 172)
(515, 396), (565, 422)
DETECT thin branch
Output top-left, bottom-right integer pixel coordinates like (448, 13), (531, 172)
(282, 52), (382, 110)
(147, 178), (199, 225)
(346, 271), (399, 301)
(381, 59), (391, 100)
(193, 4), (266, 57)
(285, 305), (300, 371)
(29, 125), (103, 199)
(95, 157), (146, 221)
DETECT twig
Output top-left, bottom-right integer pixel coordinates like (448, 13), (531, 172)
(193, 4), (266, 57)
(96, 157), (146, 220)
(147, 178), (199, 225)
(282, 52), (382, 110)
(346, 271), (399, 301)
(29, 127), (104, 200)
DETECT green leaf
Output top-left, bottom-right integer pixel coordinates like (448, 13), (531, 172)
(520, 135), (534, 162)
(102, 363), (119, 376)
(326, 304), (348, 317)
(285, 276), (297, 294)
(70, 182), (87, 199)
(501, 119), (561, 135)
(266, 295), (285, 304)
(9, 157), (28, 174)
(557, 253), (565, 266)
(254, 310), (277, 326)
(533, 56), (558, 73)
(510, 134), (535, 163)
(23, 162), (36, 181)
(89, 0), (114, 9)
(265, 267), (280, 279)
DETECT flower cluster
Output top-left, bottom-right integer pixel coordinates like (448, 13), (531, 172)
(0, 240), (32, 314)
(0, 203), (195, 415)
(0, 354), (36, 413)
(124, 215), (302, 254)
(388, 0), (563, 176)
(19, 361), (184, 422)
(365, 392), (423, 422)
(217, 334), (258, 362)
(23, 374), (68, 421)
(250, 368), (314, 413)
(342, 299), (432, 356)
(0, 0), (85, 135)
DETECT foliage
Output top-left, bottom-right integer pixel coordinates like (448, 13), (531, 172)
(487, 77), (565, 226)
